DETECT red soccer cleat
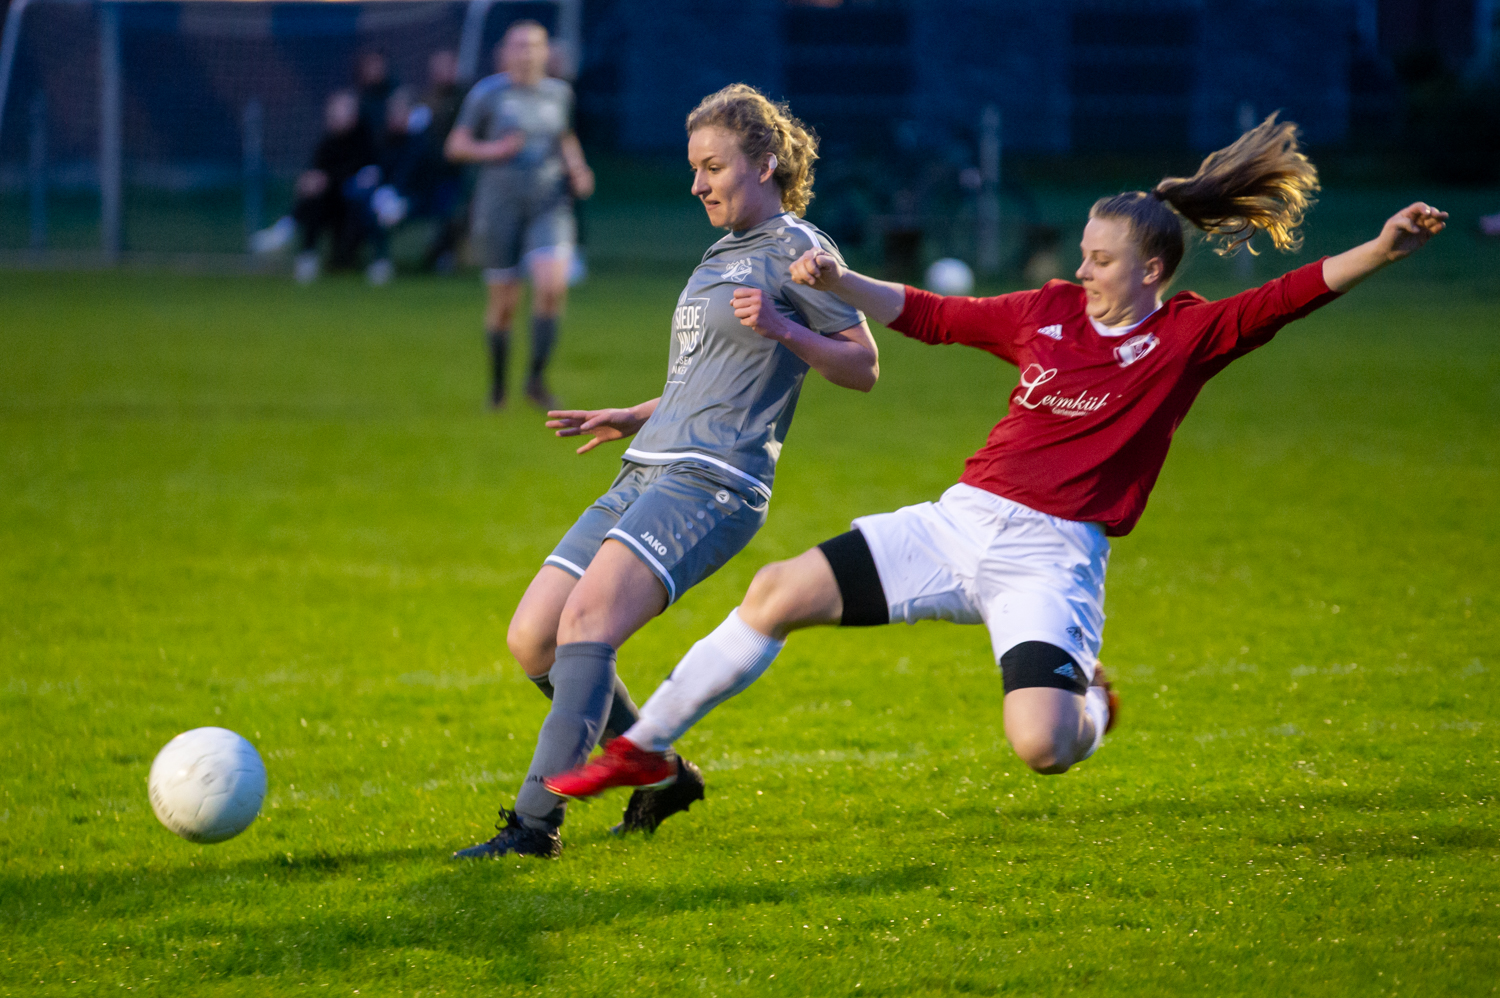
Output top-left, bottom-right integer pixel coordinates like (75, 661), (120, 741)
(544, 737), (678, 800)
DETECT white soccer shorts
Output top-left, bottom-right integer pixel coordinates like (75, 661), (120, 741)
(852, 483), (1110, 678)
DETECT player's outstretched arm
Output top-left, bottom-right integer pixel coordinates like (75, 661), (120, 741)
(789, 249), (906, 324)
(731, 289), (879, 392)
(1322, 202), (1446, 292)
(545, 398), (659, 454)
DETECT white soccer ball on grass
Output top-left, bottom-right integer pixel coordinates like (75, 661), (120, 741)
(148, 727), (267, 843)
(925, 257), (975, 296)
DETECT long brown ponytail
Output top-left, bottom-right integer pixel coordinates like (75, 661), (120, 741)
(1091, 113), (1320, 281)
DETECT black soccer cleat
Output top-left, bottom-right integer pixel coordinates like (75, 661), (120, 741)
(610, 757), (705, 835)
(452, 808), (561, 859)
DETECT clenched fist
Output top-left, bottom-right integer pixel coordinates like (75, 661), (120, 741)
(732, 287), (794, 342)
(789, 248), (845, 291)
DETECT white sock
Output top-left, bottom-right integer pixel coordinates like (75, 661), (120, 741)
(625, 609), (785, 752)
(1080, 684), (1110, 760)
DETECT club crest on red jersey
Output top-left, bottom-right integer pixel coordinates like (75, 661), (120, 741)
(1113, 332), (1159, 368)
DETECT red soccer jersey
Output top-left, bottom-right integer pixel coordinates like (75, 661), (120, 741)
(889, 260), (1341, 535)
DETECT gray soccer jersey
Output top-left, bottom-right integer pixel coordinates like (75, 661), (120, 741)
(625, 213), (865, 496)
(454, 73), (573, 198)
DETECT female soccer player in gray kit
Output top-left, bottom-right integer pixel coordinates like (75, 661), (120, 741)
(545, 115), (1447, 805)
(446, 20), (594, 409)
(453, 85), (879, 858)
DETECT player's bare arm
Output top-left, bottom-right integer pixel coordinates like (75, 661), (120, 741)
(560, 133), (595, 199)
(731, 287), (878, 392)
(789, 249), (906, 325)
(1322, 202), (1447, 292)
(544, 399), (660, 454)
(443, 124), (526, 164)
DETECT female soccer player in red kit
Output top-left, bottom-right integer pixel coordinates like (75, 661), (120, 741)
(546, 115), (1447, 803)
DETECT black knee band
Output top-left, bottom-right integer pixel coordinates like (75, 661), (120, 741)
(817, 529), (889, 627)
(1000, 641), (1087, 695)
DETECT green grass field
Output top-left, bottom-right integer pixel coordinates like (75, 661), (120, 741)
(2, 193), (1498, 996)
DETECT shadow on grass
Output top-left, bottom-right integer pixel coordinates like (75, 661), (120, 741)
(1, 843), (944, 981)
(941, 788), (1497, 857)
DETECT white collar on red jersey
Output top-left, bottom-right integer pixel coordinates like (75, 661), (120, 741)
(1088, 305), (1161, 338)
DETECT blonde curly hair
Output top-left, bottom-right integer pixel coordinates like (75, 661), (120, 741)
(686, 84), (819, 217)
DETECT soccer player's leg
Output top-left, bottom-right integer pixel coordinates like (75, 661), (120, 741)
(543, 470), (774, 805)
(618, 545), (844, 755)
(474, 190), (525, 409)
(600, 544), (845, 835)
(485, 466), (770, 845)
(980, 517), (1112, 774)
(509, 559), (643, 742)
(455, 471), (651, 859)
(588, 497), (978, 785)
(520, 202), (577, 409)
(455, 541), (665, 860)
(997, 647), (1116, 774)
(998, 643), (1096, 774)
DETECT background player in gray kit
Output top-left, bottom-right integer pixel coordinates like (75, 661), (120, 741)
(453, 84), (880, 858)
(445, 20), (594, 409)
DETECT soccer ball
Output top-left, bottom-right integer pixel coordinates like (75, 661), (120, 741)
(925, 257), (975, 296)
(148, 727), (267, 843)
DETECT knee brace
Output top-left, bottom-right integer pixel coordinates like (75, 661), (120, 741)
(1000, 641), (1087, 695)
(817, 529), (889, 627)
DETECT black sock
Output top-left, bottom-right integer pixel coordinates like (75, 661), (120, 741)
(529, 315), (558, 381)
(487, 328), (509, 403)
(530, 669), (637, 745)
(514, 641), (616, 829)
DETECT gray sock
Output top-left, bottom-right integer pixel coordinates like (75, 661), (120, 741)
(528, 671), (555, 700)
(514, 641), (616, 829)
(603, 675), (639, 742)
(529, 669), (637, 744)
(529, 314), (558, 379)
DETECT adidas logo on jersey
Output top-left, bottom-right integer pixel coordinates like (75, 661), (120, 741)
(1054, 663), (1079, 680)
(1037, 324), (1063, 340)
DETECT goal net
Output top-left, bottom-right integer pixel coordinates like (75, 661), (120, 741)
(0, 0), (575, 257)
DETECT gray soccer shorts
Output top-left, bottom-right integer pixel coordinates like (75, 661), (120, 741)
(471, 183), (575, 284)
(545, 461), (769, 605)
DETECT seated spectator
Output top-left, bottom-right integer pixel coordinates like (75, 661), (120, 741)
(365, 81), (469, 280)
(356, 49), (398, 136)
(412, 49), (469, 271)
(362, 87), (426, 285)
(291, 89), (378, 283)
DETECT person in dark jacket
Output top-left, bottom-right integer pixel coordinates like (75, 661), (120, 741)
(413, 49), (468, 271)
(355, 50), (398, 137)
(292, 89), (379, 282)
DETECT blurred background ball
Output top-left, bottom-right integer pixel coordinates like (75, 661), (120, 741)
(148, 727), (267, 843)
(925, 257), (975, 296)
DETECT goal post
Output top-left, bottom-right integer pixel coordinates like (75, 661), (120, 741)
(0, 0), (580, 260)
